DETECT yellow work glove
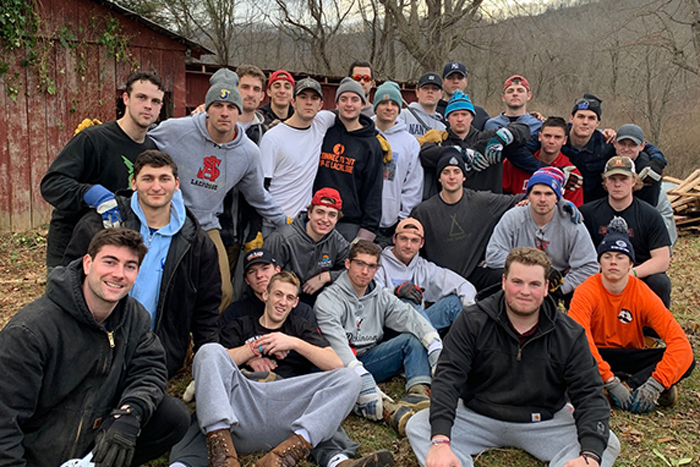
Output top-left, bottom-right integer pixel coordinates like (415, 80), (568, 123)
(417, 129), (448, 147)
(244, 232), (264, 252)
(376, 134), (392, 163)
(74, 118), (102, 135)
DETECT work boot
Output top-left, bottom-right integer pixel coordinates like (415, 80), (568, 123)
(206, 428), (240, 467)
(399, 384), (431, 411)
(254, 433), (311, 467)
(658, 385), (677, 408)
(383, 399), (415, 437)
(337, 449), (395, 467)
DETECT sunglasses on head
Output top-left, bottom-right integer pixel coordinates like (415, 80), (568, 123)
(352, 74), (372, 83)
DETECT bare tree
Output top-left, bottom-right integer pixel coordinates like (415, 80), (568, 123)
(378, 0), (484, 72)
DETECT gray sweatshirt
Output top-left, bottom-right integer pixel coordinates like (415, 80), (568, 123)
(314, 271), (439, 366)
(485, 203), (598, 294)
(149, 113), (285, 230)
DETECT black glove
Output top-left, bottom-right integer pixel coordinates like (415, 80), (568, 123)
(93, 406), (141, 467)
(548, 268), (565, 300)
(394, 282), (423, 305)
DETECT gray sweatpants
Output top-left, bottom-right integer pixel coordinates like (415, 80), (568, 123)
(193, 343), (361, 453)
(406, 400), (620, 467)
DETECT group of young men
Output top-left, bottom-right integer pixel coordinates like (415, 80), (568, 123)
(0, 60), (695, 467)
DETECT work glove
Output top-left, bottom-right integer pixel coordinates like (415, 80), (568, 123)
(470, 151), (490, 172)
(74, 118), (102, 135)
(548, 268), (565, 300)
(604, 377), (633, 410)
(630, 376), (665, 413)
(244, 231), (263, 252)
(427, 338), (443, 375)
(416, 129), (448, 147)
(92, 406), (141, 467)
(84, 185), (122, 228)
(349, 361), (383, 420)
(560, 200), (582, 224)
(639, 159), (664, 185)
(561, 166), (583, 191)
(182, 380), (196, 402)
(394, 282), (423, 305)
(484, 128), (514, 165)
(60, 452), (95, 467)
(376, 134), (393, 163)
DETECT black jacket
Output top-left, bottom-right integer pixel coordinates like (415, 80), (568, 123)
(62, 192), (221, 378)
(420, 122), (531, 197)
(0, 260), (167, 466)
(430, 291), (611, 459)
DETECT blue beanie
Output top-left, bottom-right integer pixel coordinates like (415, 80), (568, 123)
(445, 90), (475, 118)
(597, 217), (635, 263)
(526, 167), (563, 201)
(373, 81), (402, 110)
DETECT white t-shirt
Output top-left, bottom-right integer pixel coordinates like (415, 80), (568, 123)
(259, 110), (336, 218)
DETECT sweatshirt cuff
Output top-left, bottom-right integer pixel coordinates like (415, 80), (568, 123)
(579, 434), (607, 461)
(430, 419), (453, 440)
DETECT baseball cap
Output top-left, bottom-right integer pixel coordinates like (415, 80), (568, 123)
(503, 75), (530, 92)
(442, 62), (468, 79)
(243, 248), (277, 271)
(603, 156), (636, 178)
(311, 187), (343, 211)
(395, 218), (424, 238)
(418, 72), (443, 89)
(616, 124), (644, 145)
(294, 77), (323, 98)
(268, 70), (295, 88)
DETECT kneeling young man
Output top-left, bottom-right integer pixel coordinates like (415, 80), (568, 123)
(569, 219), (695, 413)
(406, 247), (620, 467)
(0, 229), (189, 467)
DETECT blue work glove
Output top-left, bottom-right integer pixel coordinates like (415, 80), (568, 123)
(349, 361), (383, 420)
(84, 185), (122, 228)
(484, 128), (514, 165)
(426, 338), (443, 375)
(630, 376), (665, 413)
(92, 406), (141, 467)
(560, 200), (582, 224)
(604, 377), (633, 410)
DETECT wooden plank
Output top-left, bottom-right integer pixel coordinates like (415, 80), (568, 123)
(663, 176), (685, 185)
(667, 170), (700, 202)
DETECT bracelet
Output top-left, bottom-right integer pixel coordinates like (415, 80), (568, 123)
(430, 438), (451, 446)
(633, 268), (638, 277)
(581, 451), (601, 465)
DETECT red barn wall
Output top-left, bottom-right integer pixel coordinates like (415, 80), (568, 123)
(0, 0), (193, 232)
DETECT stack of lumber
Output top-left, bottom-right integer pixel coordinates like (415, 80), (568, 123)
(666, 171), (700, 234)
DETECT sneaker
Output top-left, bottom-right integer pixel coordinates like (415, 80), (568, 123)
(337, 449), (395, 467)
(254, 433), (311, 467)
(383, 400), (415, 437)
(399, 384), (431, 411)
(206, 428), (240, 467)
(657, 385), (677, 408)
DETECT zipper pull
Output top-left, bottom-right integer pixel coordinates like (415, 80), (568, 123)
(516, 346), (522, 361)
(107, 331), (115, 348)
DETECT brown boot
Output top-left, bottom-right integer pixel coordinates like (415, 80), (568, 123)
(206, 428), (240, 467)
(254, 433), (312, 467)
(399, 384), (431, 411)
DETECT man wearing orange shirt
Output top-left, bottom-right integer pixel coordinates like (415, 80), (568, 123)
(569, 219), (695, 413)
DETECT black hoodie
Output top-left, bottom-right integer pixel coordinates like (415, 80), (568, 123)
(0, 260), (167, 465)
(314, 113), (384, 233)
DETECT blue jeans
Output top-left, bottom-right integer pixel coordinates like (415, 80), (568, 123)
(410, 294), (462, 331)
(359, 333), (432, 390)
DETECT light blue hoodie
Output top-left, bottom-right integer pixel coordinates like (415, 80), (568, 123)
(128, 189), (186, 329)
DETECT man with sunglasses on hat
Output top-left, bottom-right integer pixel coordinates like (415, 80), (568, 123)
(348, 60), (376, 117)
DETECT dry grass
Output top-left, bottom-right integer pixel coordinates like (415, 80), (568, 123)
(1, 228), (698, 466)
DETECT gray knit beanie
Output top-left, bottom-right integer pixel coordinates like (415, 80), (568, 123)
(205, 68), (242, 112)
(335, 77), (366, 104)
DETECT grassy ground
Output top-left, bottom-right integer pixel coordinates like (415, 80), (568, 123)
(1, 228), (698, 466)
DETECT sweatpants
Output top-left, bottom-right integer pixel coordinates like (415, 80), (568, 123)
(406, 401), (620, 467)
(193, 343), (361, 453)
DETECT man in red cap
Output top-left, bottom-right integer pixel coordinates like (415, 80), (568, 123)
(259, 70), (295, 125)
(265, 188), (350, 304)
(484, 74), (541, 134)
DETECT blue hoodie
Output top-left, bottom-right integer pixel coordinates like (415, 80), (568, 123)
(128, 190), (186, 328)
